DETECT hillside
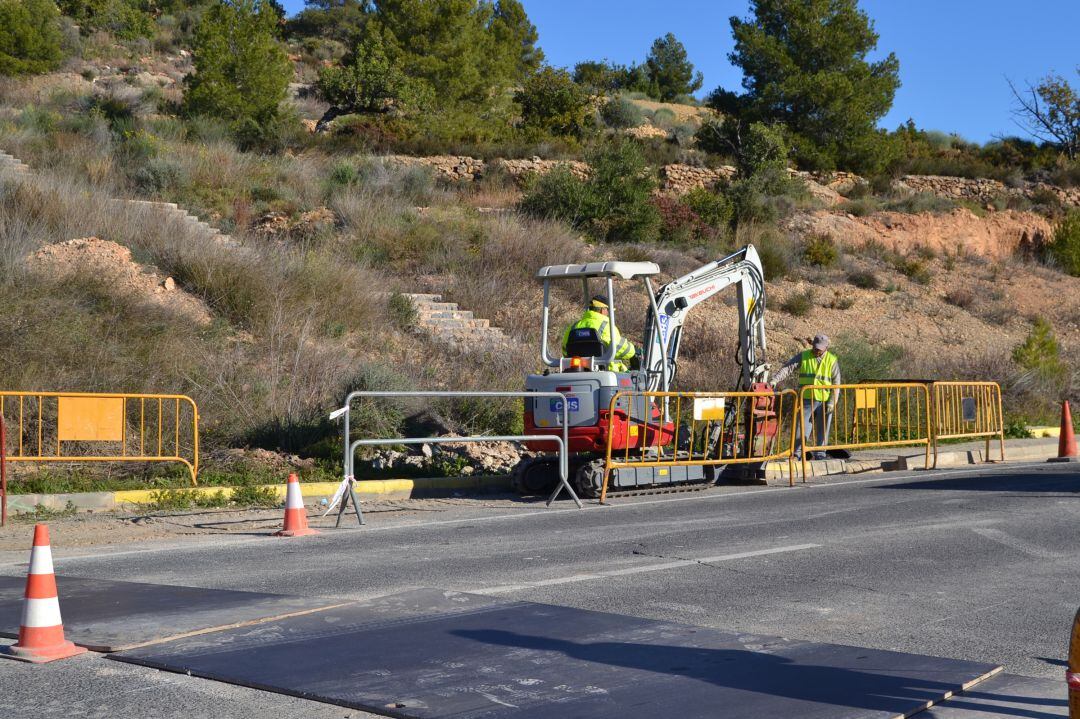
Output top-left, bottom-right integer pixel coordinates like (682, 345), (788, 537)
(1, 39), (1078, 484)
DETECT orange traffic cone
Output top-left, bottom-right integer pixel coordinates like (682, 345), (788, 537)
(273, 473), (319, 537)
(1050, 401), (1079, 463)
(0, 524), (87, 663)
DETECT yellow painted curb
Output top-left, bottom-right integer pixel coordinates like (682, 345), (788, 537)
(112, 476), (510, 505)
(1027, 426), (1061, 438)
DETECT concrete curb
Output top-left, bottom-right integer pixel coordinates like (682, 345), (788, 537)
(5, 476), (513, 515)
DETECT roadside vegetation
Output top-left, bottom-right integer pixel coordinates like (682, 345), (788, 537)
(0, 0), (1078, 491)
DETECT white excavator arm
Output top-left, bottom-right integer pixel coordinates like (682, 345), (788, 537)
(641, 245), (768, 392)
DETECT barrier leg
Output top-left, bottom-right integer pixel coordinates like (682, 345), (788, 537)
(335, 478), (364, 527)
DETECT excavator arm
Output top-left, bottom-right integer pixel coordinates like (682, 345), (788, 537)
(641, 245), (768, 392)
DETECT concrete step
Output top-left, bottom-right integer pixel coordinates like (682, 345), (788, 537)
(420, 318), (490, 329)
(414, 302), (458, 312)
(405, 293), (443, 302)
(418, 310), (474, 320)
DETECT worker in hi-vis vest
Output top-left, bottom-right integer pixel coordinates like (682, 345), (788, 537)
(772, 333), (841, 460)
(562, 295), (636, 372)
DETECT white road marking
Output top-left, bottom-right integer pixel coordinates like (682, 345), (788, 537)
(970, 527), (1063, 559)
(476, 543), (820, 594)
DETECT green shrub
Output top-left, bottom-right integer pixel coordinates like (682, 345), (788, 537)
(802, 233), (838, 267)
(1011, 317), (1070, 409)
(682, 187), (732, 228)
(229, 484), (280, 507)
(846, 270), (879, 290)
(316, 35), (429, 115)
(780, 289), (814, 316)
(519, 140), (660, 243)
(582, 139), (660, 242)
(388, 291), (417, 330)
(882, 193), (956, 214)
(518, 165), (590, 227)
(1013, 317), (1064, 374)
(131, 158), (186, 194)
(693, 118), (729, 156)
(1049, 211), (1080, 276)
(838, 197), (879, 217)
(651, 107), (676, 128)
(0, 0), (64, 75)
(600, 97), (644, 129)
(893, 256), (932, 284)
(59, 0), (154, 39)
(831, 335), (905, 382)
(515, 66), (591, 137)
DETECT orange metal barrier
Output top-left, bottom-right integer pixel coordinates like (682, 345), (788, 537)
(930, 381), (1005, 467)
(0, 392), (199, 486)
(799, 383), (932, 478)
(602, 389), (799, 501)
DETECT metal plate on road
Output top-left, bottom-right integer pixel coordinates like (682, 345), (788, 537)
(910, 672), (1066, 717)
(0, 575), (349, 652)
(113, 588), (1001, 719)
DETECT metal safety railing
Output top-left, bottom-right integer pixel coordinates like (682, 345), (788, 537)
(602, 389), (799, 501)
(0, 392), (199, 490)
(930, 381), (1005, 466)
(329, 391), (580, 526)
(799, 383), (931, 478)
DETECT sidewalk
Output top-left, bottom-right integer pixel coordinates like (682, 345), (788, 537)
(764, 435), (1074, 484)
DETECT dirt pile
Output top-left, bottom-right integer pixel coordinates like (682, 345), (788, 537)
(787, 209), (1053, 260)
(28, 237), (212, 326)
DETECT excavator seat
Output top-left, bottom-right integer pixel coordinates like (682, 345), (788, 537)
(563, 327), (604, 361)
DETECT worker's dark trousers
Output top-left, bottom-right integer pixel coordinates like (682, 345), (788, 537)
(798, 399), (833, 457)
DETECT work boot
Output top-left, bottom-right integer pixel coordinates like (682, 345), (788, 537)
(811, 452), (827, 461)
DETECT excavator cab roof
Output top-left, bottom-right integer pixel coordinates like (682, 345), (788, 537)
(535, 261), (660, 281)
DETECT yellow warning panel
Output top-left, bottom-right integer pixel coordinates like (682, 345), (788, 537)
(693, 397), (725, 421)
(58, 396), (125, 442)
(854, 388), (877, 410)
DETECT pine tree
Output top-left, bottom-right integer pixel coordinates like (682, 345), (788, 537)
(183, 0), (292, 132)
(367, 0), (542, 107)
(722, 0), (900, 172)
(644, 33), (702, 102)
(0, 0), (64, 75)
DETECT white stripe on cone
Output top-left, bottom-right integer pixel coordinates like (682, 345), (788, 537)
(28, 545), (54, 576)
(285, 480), (304, 509)
(20, 597), (63, 628)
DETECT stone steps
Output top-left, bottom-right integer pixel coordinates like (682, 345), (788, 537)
(0, 147), (241, 250)
(105, 198), (237, 246)
(0, 151), (32, 178)
(405, 293), (514, 349)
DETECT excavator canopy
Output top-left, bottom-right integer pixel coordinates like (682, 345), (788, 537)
(535, 261), (660, 281)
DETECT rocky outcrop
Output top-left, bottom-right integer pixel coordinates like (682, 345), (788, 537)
(788, 208), (1053, 260)
(382, 155), (591, 183)
(384, 154), (487, 182)
(492, 157), (590, 181)
(897, 175), (1010, 203)
(660, 164), (736, 193)
(891, 175), (1080, 207)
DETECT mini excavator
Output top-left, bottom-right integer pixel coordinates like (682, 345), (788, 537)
(512, 245), (774, 497)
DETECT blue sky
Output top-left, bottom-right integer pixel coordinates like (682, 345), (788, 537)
(279, 0), (1080, 144)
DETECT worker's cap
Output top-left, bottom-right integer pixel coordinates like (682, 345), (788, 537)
(812, 333), (830, 350)
(590, 294), (609, 309)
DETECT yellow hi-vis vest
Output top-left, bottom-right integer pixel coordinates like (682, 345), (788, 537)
(562, 310), (635, 372)
(799, 349), (837, 402)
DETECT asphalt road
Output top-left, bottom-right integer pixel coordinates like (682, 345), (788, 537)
(0, 461), (1077, 718)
